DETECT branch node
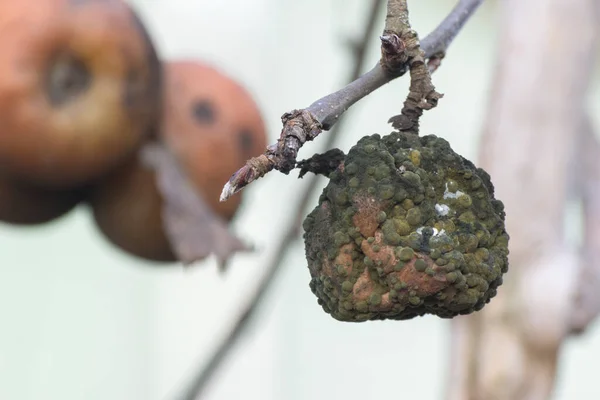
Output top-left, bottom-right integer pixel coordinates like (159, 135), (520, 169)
(380, 33), (408, 74)
(275, 110), (323, 174)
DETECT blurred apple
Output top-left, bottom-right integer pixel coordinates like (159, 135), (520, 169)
(0, 0), (162, 188)
(0, 173), (82, 225)
(89, 60), (267, 262)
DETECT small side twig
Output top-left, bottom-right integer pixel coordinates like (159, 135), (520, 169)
(221, 0), (484, 201)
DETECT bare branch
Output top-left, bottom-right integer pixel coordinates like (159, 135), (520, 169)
(220, 0), (484, 201)
(219, 67), (390, 201)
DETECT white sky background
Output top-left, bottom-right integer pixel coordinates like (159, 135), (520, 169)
(1, 0), (600, 399)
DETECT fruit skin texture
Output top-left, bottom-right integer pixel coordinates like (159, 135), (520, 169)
(0, 0), (161, 187)
(89, 60), (268, 262)
(0, 173), (82, 225)
(163, 61), (268, 220)
(303, 131), (510, 322)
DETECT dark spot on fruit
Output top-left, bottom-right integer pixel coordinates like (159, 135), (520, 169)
(45, 54), (91, 107)
(191, 100), (216, 124)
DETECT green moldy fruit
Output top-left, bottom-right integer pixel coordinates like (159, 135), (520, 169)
(303, 131), (509, 322)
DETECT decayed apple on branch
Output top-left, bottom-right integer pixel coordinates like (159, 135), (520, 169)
(175, 1), (489, 398)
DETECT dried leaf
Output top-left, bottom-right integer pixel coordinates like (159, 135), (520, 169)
(141, 141), (251, 270)
(296, 148), (346, 178)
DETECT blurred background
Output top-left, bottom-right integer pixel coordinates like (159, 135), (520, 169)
(1, 0), (600, 399)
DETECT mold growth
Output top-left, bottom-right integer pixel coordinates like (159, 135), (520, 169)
(303, 131), (509, 322)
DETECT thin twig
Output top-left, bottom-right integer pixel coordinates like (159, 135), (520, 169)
(220, 0), (485, 201)
(174, 2), (386, 399)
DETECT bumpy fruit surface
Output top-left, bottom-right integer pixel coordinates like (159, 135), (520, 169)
(0, 173), (81, 225)
(89, 60), (267, 262)
(163, 61), (268, 220)
(0, 0), (161, 187)
(303, 132), (509, 322)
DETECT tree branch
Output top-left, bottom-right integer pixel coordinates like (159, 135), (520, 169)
(220, 0), (484, 202)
